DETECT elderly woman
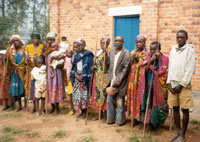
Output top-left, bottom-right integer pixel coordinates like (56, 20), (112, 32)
(91, 36), (110, 121)
(126, 35), (148, 127)
(71, 39), (94, 119)
(8, 35), (26, 112)
(44, 32), (65, 115)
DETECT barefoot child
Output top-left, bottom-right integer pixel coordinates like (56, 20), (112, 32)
(31, 57), (46, 116)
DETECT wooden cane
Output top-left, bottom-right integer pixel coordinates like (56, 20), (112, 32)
(85, 35), (99, 125)
(0, 46), (11, 103)
(45, 44), (49, 116)
(25, 52), (30, 119)
(131, 60), (136, 133)
(143, 44), (159, 137)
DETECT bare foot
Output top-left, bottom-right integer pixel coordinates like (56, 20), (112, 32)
(35, 112), (40, 116)
(16, 107), (22, 112)
(174, 135), (185, 142)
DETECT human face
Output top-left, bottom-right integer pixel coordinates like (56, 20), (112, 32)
(12, 37), (21, 48)
(73, 43), (79, 52)
(78, 42), (85, 52)
(46, 38), (55, 46)
(177, 32), (187, 47)
(136, 40), (145, 51)
(115, 36), (124, 49)
(36, 59), (43, 68)
(32, 37), (40, 46)
(100, 39), (107, 51)
(150, 44), (158, 56)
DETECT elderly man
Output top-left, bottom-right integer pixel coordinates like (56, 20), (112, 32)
(106, 35), (131, 126)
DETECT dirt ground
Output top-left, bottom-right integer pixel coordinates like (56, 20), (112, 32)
(0, 98), (200, 142)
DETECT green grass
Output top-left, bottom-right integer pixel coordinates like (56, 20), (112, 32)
(81, 128), (92, 134)
(190, 119), (200, 125)
(41, 118), (51, 122)
(129, 134), (157, 142)
(4, 113), (21, 118)
(53, 130), (67, 138)
(80, 136), (95, 142)
(60, 106), (70, 114)
(26, 131), (39, 138)
(2, 126), (28, 136)
(116, 129), (123, 133)
(0, 134), (14, 142)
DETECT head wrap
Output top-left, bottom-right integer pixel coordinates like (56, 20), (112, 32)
(10, 35), (23, 43)
(9, 35), (24, 55)
(31, 33), (41, 39)
(136, 35), (146, 41)
(100, 36), (110, 45)
(46, 32), (57, 39)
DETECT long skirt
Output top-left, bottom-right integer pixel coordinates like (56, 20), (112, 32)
(0, 79), (11, 106)
(72, 77), (88, 110)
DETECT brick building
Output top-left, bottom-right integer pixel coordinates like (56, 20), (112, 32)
(49, 0), (200, 92)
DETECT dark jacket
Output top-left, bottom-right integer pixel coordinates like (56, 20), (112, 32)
(106, 47), (131, 97)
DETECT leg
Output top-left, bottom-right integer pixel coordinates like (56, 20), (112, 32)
(8, 97), (15, 111)
(169, 106), (181, 142)
(80, 109), (87, 119)
(54, 102), (60, 115)
(115, 96), (126, 126)
(16, 96), (22, 112)
(181, 109), (189, 139)
(32, 100), (36, 113)
(2, 99), (9, 111)
(41, 97), (45, 115)
(49, 103), (55, 114)
(35, 98), (40, 116)
(107, 95), (116, 124)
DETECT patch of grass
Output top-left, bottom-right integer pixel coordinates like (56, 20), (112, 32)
(194, 126), (200, 130)
(26, 131), (39, 138)
(190, 119), (200, 125)
(129, 134), (157, 142)
(0, 134), (14, 142)
(2, 126), (28, 136)
(116, 129), (123, 133)
(60, 106), (70, 114)
(80, 136), (95, 142)
(41, 118), (51, 122)
(81, 128), (92, 134)
(53, 130), (67, 138)
(4, 113), (21, 118)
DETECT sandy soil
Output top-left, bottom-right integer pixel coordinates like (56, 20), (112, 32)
(0, 98), (200, 142)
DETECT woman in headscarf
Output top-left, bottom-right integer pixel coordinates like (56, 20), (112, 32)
(25, 33), (43, 113)
(91, 36), (110, 121)
(7, 35), (26, 112)
(71, 39), (94, 119)
(44, 32), (65, 115)
(127, 35), (148, 127)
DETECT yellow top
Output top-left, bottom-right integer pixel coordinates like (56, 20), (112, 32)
(25, 44), (43, 57)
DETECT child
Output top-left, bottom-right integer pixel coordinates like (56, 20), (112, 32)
(31, 57), (46, 116)
(49, 42), (68, 78)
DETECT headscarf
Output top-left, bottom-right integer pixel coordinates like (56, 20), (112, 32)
(31, 33), (41, 39)
(100, 36), (110, 45)
(9, 35), (24, 55)
(136, 35), (146, 41)
(46, 32), (57, 39)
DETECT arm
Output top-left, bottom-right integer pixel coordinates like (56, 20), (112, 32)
(113, 51), (131, 87)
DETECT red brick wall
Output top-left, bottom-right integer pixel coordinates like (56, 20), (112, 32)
(49, 0), (200, 92)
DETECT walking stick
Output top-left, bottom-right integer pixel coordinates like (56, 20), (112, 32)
(0, 46), (11, 104)
(45, 44), (49, 116)
(131, 60), (136, 133)
(143, 44), (159, 137)
(85, 34), (98, 125)
(25, 52), (30, 119)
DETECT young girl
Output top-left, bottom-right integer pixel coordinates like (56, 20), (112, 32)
(31, 57), (46, 116)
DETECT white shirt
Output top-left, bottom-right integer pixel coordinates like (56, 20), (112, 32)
(111, 51), (121, 86)
(167, 43), (196, 88)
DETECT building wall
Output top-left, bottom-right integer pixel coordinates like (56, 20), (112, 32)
(49, 0), (200, 92)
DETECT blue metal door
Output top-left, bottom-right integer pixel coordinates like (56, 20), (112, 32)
(114, 15), (140, 51)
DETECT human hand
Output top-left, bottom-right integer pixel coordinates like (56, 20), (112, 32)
(173, 85), (183, 94)
(167, 83), (176, 94)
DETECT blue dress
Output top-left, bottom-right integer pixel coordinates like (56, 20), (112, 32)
(9, 51), (24, 97)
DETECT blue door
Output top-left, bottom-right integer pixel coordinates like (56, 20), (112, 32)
(114, 15), (140, 51)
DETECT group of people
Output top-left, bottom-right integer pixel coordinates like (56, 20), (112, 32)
(0, 29), (196, 142)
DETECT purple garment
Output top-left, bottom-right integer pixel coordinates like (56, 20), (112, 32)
(47, 53), (64, 104)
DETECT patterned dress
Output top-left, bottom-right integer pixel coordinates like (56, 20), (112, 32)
(9, 51), (25, 97)
(127, 49), (147, 120)
(91, 50), (108, 111)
